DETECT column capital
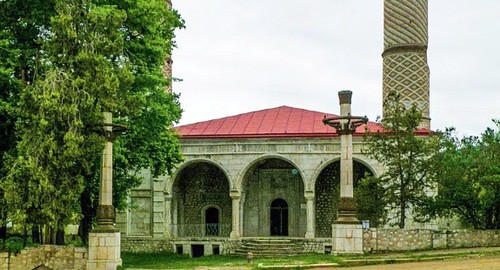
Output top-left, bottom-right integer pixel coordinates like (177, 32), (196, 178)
(338, 90), (352, 105)
(230, 189), (241, 199)
(304, 190), (315, 200)
(164, 192), (173, 200)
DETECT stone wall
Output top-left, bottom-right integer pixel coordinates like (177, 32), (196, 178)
(363, 229), (500, 252)
(0, 245), (87, 270)
(121, 238), (173, 253)
(295, 238), (333, 254)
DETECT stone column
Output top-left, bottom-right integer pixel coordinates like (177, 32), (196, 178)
(164, 193), (172, 238)
(305, 191), (315, 239)
(383, 0), (430, 129)
(337, 91), (357, 222)
(97, 112), (115, 227)
(230, 189), (241, 239)
(87, 112), (122, 270)
(324, 91), (364, 254)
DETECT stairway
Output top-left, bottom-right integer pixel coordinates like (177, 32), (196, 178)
(235, 238), (302, 257)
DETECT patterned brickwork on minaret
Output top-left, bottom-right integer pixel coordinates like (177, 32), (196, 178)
(383, 0), (430, 129)
(163, 0), (173, 93)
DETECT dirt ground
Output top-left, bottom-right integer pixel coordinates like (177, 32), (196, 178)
(344, 254), (500, 270)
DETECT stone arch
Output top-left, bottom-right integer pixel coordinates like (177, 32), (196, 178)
(311, 156), (377, 191)
(170, 160), (232, 237)
(166, 158), (232, 194)
(240, 155), (306, 237)
(313, 158), (376, 238)
(235, 154), (305, 191)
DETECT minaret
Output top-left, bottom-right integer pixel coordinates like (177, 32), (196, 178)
(383, 0), (430, 129)
(163, 0), (174, 93)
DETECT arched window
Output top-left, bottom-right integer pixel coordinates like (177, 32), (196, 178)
(205, 207), (219, 236)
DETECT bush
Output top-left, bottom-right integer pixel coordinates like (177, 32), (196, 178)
(5, 236), (23, 254)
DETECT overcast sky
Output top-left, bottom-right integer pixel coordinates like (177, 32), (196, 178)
(172, 0), (499, 137)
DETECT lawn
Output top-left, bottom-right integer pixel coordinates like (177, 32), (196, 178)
(119, 252), (342, 269)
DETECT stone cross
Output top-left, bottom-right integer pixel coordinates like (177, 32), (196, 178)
(87, 112), (125, 270)
(323, 90), (367, 254)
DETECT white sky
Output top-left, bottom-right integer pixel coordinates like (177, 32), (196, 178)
(172, 0), (500, 137)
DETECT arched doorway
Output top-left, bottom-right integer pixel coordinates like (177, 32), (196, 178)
(242, 158), (305, 237)
(205, 207), (219, 236)
(270, 199), (288, 236)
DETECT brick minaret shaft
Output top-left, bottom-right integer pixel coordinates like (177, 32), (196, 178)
(383, 0), (430, 129)
(163, 0), (173, 93)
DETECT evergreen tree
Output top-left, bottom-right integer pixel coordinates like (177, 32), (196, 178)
(0, 0), (184, 244)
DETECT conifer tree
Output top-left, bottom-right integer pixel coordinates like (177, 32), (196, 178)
(0, 0), (184, 244)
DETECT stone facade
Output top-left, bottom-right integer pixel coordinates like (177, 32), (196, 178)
(363, 229), (500, 252)
(0, 245), (87, 270)
(117, 136), (386, 244)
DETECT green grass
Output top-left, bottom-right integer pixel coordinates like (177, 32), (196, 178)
(120, 252), (342, 269)
(120, 249), (500, 269)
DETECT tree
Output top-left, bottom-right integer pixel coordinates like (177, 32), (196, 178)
(364, 91), (439, 228)
(426, 121), (500, 229)
(355, 175), (387, 227)
(0, 0), (184, 244)
(0, 0), (56, 242)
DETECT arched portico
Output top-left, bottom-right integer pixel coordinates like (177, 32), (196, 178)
(170, 161), (232, 237)
(314, 158), (376, 237)
(240, 157), (306, 237)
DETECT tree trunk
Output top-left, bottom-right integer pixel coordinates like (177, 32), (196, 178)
(399, 190), (406, 228)
(79, 188), (94, 245)
(32, 226), (42, 244)
(0, 226), (6, 241)
(56, 227), (65, 245)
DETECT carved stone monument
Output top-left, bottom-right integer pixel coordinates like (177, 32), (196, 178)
(323, 90), (367, 254)
(87, 112), (126, 270)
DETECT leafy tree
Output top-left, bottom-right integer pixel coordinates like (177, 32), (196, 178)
(426, 122), (500, 229)
(364, 91), (439, 228)
(355, 175), (387, 227)
(0, 0), (183, 245)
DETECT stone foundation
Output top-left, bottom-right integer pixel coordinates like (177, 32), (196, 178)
(121, 237), (174, 253)
(0, 245), (87, 270)
(87, 231), (121, 270)
(333, 224), (363, 254)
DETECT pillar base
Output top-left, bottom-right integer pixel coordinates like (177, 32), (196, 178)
(305, 231), (315, 239)
(332, 223), (363, 254)
(230, 231), (240, 239)
(87, 231), (122, 270)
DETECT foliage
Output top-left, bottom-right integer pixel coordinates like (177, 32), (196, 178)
(355, 175), (388, 227)
(0, 0), (184, 244)
(364, 91), (439, 228)
(424, 121), (500, 229)
(4, 236), (23, 254)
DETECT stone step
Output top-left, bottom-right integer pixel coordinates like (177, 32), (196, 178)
(234, 238), (302, 257)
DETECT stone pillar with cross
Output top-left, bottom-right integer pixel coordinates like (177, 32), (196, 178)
(323, 90), (367, 254)
(87, 112), (126, 270)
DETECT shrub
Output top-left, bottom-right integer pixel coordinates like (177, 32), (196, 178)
(5, 236), (23, 255)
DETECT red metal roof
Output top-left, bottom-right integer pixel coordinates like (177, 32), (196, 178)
(175, 106), (386, 139)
